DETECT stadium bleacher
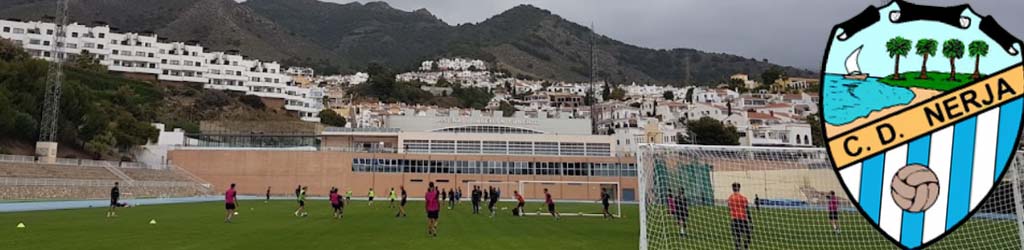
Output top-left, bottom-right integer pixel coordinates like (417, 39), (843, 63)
(0, 157), (213, 200)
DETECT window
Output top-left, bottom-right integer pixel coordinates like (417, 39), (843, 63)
(120, 50), (130, 56)
(534, 142), (559, 156)
(13, 28), (24, 34)
(43, 41), (50, 46)
(432, 140), (455, 154)
(97, 44), (104, 49)
(148, 53), (154, 58)
(135, 51), (145, 57)
(482, 141), (506, 155)
(2, 27), (9, 32)
(455, 141), (481, 154)
(98, 33), (105, 38)
(585, 143), (612, 156)
(83, 42), (95, 48)
(508, 142), (532, 155)
(29, 39), (40, 45)
(405, 140), (429, 153)
(560, 143), (585, 156)
(65, 43), (77, 49)
(71, 32), (78, 37)
(46, 29), (53, 35)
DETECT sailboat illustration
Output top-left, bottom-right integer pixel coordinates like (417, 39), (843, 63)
(844, 45), (869, 80)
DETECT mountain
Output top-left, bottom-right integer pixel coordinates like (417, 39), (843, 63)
(0, 0), (332, 65)
(0, 0), (814, 84)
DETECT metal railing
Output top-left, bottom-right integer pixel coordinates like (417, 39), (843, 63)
(0, 154), (165, 170)
(0, 177), (197, 187)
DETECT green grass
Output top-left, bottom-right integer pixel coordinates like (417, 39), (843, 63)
(2, 200), (638, 250)
(646, 206), (1019, 250)
(2, 201), (1017, 249)
(879, 71), (981, 91)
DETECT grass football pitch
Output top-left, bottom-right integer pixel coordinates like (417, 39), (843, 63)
(3, 200), (638, 250)
(2, 200), (1019, 249)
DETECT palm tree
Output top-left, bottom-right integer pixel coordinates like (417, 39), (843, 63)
(886, 37), (912, 80)
(942, 39), (965, 81)
(968, 40), (989, 80)
(915, 39), (938, 79)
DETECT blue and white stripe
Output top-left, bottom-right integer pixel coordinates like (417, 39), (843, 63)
(837, 98), (1023, 249)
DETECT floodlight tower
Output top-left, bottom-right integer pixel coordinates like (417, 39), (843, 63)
(36, 0), (70, 162)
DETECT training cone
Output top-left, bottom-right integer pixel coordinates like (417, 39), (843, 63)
(16, 222), (25, 228)
(149, 219), (157, 225)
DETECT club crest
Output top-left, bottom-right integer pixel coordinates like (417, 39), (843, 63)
(820, 1), (1024, 249)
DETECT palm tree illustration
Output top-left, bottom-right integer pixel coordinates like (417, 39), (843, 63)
(915, 39), (938, 79)
(968, 40), (989, 80)
(943, 39), (965, 81)
(886, 37), (912, 80)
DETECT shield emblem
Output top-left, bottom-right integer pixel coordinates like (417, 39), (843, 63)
(821, 1), (1024, 249)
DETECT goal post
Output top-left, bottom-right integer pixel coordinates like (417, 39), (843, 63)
(638, 144), (1024, 250)
(517, 180), (622, 218)
(464, 181), (520, 202)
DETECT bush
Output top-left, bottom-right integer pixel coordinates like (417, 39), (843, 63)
(239, 95), (266, 110)
(197, 90), (231, 109)
(319, 109), (347, 127)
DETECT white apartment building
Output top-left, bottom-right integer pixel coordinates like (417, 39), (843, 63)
(285, 66), (314, 77)
(0, 19), (325, 122)
(419, 58), (487, 71)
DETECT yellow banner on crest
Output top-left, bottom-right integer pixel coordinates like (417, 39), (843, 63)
(830, 65), (1024, 168)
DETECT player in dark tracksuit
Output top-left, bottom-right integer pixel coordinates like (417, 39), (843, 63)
(107, 182), (120, 217)
(471, 186), (482, 214)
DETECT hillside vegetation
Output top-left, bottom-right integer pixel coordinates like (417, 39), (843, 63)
(0, 39), (295, 159)
(0, 0), (814, 84)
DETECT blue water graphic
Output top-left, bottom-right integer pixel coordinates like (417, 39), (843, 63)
(823, 74), (915, 126)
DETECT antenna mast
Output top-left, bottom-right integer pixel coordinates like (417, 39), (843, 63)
(36, 0), (70, 161)
(589, 22), (598, 135)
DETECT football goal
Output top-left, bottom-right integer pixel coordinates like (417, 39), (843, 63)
(517, 180), (621, 218)
(637, 144), (1024, 250)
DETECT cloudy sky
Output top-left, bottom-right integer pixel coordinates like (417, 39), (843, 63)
(328, 0), (1024, 71)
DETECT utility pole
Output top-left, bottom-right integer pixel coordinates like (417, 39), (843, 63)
(589, 22), (598, 135)
(36, 0), (70, 163)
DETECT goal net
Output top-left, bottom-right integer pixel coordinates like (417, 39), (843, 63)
(517, 180), (621, 218)
(638, 144), (1024, 250)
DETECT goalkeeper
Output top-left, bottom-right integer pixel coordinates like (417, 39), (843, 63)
(728, 182), (751, 250)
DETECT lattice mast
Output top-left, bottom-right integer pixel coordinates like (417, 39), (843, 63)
(39, 0), (70, 143)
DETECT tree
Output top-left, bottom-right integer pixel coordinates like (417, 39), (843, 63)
(685, 117), (740, 145)
(71, 50), (106, 72)
(318, 109), (347, 127)
(886, 37), (912, 80)
(805, 114), (824, 147)
(727, 78), (748, 93)
(968, 40), (989, 80)
(662, 90), (675, 101)
(915, 38), (938, 79)
(761, 67), (784, 87)
(610, 86), (627, 100)
(499, 101), (517, 117)
(85, 131), (117, 160)
(943, 39), (965, 81)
